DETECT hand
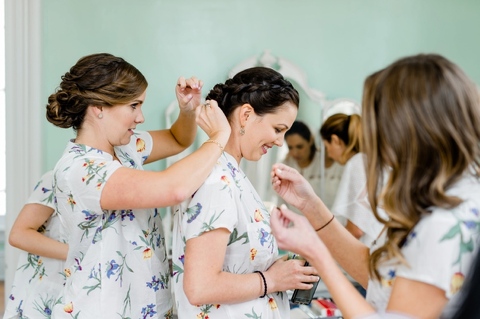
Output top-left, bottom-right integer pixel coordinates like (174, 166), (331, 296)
(270, 205), (322, 261)
(271, 163), (317, 211)
(264, 254), (319, 293)
(195, 99), (231, 146)
(175, 76), (203, 114)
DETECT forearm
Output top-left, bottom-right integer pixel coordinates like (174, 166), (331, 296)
(184, 271), (265, 305)
(312, 251), (375, 319)
(10, 229), (68, 260)
(302, 197), (370, 286)
(169, 109), (197, 148)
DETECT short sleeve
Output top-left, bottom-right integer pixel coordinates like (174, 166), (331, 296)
(181, 163), (238, 240)
(396, 206), (477, 298)
(332, 153), (384, 242)
(131, 130), (153, 165)
(27, 170), (56, 210)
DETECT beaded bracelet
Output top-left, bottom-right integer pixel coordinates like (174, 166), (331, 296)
(254, 270), (267, 298)
(315, 214), (335, 232)
(203, 139), (224, 152)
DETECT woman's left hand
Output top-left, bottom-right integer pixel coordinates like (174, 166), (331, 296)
(175, 76), (204, 113)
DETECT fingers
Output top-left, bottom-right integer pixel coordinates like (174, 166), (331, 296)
(176, 76), (203, 91)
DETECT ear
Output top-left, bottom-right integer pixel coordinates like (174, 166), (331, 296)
(91, 105), (103, 116)
(331, 134), (342, 146)
(239, 103), (253, 126)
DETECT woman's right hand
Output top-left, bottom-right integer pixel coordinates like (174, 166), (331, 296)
(264, 255), (319, 294)
(196, 99), (231, 147)
(271, 163), (317, 211)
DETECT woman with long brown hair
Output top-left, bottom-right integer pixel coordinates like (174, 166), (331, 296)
(270, 53), (480, 319)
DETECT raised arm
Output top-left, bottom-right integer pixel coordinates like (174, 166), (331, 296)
(146, 76), (203, 163)
(101, 99), (231, 210)
(9, 203), (68, 260)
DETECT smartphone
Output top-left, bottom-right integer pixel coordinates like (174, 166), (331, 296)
(290, 261), (320, 305)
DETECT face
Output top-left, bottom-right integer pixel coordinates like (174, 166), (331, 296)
(103, 90), (146, 147)
(285, 134), (312, 167)
(323, 135), (346, 164)
(241, 102), (298, 162)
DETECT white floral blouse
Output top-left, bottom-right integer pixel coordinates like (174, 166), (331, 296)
(51, 131), (173, 319)
(172, 152), (290, 319)
(366, 173), (480, 318)
(5, 170), (65, 319)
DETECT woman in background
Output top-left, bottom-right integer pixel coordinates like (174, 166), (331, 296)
(5, 170), (65, 319)
(320, 113), (384, 246)
(172, 67), (318, 318)
(45, 53), (230, 318)
(271, 53), (480, 319)
(281, 120), (343, 211)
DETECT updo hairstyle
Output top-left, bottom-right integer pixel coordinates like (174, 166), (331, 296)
(46, 53), (148, 130)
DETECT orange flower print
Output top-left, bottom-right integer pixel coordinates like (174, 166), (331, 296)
(67, 196), (76, 206)
(381, 277), (394, 287)
(254, 209), (264, 222)
(37, 259), (43, 266)
(215, 304), (220, 309)
(143, 247), (152, 259)
(220, 175), (230, 186)
(268, 297), (277, 310)
(196, 312), (208, 319)
(250, 248), (257, 261)
(63, 301), (74, 313)
(450, 272), (465, 294)
(136, 138), (146, 152)
(64, 268), (71, 277)
(82, 160), (94, 167)
(82, 174), (91, 182)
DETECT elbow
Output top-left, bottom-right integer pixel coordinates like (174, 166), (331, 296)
(184, 281), (207, 306)
(8, 229), (22, 249)
(170, 184), (194, 205)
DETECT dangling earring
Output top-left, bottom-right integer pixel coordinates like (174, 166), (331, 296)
(98, 113), (103, 119)
(240, 127), (245, 136)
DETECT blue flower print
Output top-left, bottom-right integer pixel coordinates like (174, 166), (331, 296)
(106, 260), (120, 279)
(186, 203), (202, 223)
(258, 228), (269, 246)
(403, 231), (417, 247)
(141, 303), (158, 318)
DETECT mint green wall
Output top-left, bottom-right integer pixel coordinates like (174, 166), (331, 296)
(42, 0), (480, 171)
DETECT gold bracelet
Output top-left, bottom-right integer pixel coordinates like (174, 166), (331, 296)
(203, 139), (224, 152)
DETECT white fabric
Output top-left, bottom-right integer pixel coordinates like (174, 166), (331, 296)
(4, 171), (66, 319)
(331, 153), (384, 246)
(173, 152), (290, 318)
(366, 173), (480, 318)
(51, 131), (173, 318)
(281, 150), (344, 211)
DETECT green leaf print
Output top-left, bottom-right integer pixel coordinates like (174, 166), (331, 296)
(200, 210), (225, 233)
(228, 228), (249, 245)
(245, 307), (262, 319)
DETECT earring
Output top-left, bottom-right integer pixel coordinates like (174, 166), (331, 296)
(240, 127), (245, 136)
(98, 113), (103, 119)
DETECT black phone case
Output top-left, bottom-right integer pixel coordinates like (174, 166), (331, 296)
(290, 261), (320, 305)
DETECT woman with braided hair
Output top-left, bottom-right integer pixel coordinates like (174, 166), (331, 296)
(172, 66), (319, 318)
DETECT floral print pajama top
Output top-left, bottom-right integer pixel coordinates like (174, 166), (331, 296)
(172, 152), (290, 319)
(5, 171), (65, 319)
(51, 131), (173, 319)
(366, 173), (480, 318)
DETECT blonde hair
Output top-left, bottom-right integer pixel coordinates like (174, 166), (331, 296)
(320, 113), (362, 163)
(362, 54), (480, 279)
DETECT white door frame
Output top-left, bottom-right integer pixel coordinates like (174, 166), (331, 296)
(4, 0), (42, 301)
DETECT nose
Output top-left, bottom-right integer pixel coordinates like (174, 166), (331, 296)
(136, 110), (145, 124)
(274, 136), (284, 147)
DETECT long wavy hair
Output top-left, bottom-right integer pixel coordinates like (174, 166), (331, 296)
(363, 54), (480, 279)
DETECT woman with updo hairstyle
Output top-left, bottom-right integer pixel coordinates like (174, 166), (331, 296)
(280, 120), (344, 211)
(172, 66), (319, 318)
(270, 53), (480, 319)
(44, 53), (231, 318)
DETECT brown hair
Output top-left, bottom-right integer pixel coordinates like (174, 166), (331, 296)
(363, 54), (480, 279)
(320, 113), (362, 163)
(46, 53), (148, 130)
